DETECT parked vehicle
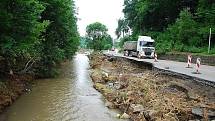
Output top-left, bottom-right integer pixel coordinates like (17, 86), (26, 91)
(123, 36), (155, 58)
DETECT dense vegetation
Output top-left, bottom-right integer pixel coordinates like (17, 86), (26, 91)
(117, 0), (215, 54)
(83, 22), (113, 50)
(0, 0), (79, 78)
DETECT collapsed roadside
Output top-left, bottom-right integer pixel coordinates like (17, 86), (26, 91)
(89, 52), (215, 121)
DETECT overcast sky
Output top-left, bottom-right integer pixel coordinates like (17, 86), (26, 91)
(75, 0), (124, 39)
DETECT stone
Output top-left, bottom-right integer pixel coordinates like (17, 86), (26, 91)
(116, 114), (121, 118)
(188, 92), (199, 100)
(108, 82), (114, 88)
(143, 110), (158, 120)
(192, 107), (215, 118)
(208, 109), (215, 117)
(126, 91), (133, 96)
(120, 113), (130, 119)
(192, 107), (203, 117)
(102, 71), (109, 78)
(91, 70), (103, 83)
(114, 82), (121, 90)
(148, 110), (157, 117)
(131, 104), (145, 113)
(105, 100), (115, 109)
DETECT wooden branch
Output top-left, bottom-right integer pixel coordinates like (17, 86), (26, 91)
(24, 57), (34, 71)
(25, 60), (35, 72)
(20, 57), (37, 74)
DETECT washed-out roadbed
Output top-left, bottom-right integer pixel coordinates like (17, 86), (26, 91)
(89, 52), (215, 121)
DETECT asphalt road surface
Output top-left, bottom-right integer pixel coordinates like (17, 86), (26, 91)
(106, 51), (215, 84)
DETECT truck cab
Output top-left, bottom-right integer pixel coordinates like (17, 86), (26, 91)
(137, 36), (155, 58)
(123, 36), (155, 58)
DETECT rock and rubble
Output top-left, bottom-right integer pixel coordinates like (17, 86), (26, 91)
(89, 52), (215, 121)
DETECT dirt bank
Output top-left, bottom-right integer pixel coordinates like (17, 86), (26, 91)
(89, 52), (215, 121)
(0, 74), (34, 113)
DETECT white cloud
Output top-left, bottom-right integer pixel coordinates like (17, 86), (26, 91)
(74, 0), (124, 39)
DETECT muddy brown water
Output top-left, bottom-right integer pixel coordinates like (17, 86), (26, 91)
(0, 54), (127, 121)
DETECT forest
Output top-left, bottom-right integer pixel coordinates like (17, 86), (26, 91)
(0, 0), (79, 78)
(116, 0), (215, 54)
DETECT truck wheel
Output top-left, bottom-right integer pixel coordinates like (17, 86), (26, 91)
(128, 51), (131, 56)
(124, 51), (128, 56)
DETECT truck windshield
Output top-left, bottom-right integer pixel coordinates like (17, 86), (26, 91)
(139, 41), (154, 47)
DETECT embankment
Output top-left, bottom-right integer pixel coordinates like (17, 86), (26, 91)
(0, 74), (33, 113)
(89, 52), (215, 121)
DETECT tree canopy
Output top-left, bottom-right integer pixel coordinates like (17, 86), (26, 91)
(86, 22), (108, 39)
(119, 0), (215, 53)
(0, 0), (79, 77)
(85, 22), (112, 50)
(115, 19), (129, 38)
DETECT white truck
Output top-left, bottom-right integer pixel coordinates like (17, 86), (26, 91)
(123, 36), (155, 58)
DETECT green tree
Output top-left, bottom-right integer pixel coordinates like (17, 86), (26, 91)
(157, 9), (205, 52)
(80, 37), (88, 48)
(123, 0), (198, 35)
(196, 0), (215, 46)
(86, 22), (108, 39)
(122, 0), (214, 53)
(0, 0), (49, 74)
(0, 0), (79, 78)
(115, 19), (129, 38)
(86, 22), (112, 50)
(37, 0), (79, 77)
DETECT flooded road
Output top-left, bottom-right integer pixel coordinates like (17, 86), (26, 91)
(0, 54), (126, 121)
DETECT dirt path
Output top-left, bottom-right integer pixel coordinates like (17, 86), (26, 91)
(89, 53), (215, 121)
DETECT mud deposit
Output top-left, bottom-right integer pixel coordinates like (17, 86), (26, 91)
(0, 75), (32, 113)
(89, 53), (215, 121)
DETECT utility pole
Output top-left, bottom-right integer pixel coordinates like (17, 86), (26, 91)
(208, 28), (212, 54)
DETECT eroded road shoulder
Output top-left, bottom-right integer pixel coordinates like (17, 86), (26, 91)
(89, 52), (215, 121)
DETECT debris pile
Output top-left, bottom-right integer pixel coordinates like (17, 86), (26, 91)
(89, 53), (215, 121)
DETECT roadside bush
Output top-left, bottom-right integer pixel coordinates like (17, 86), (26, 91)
(156, 9), (204, 53)
(156, 33), (172, 54)
(182, 46), (207, 53)
(207, 47), (215, 54)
